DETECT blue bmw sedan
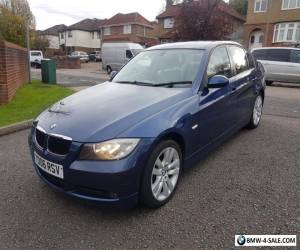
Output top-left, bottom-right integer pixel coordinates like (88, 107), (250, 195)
(28, 41), (265, 208)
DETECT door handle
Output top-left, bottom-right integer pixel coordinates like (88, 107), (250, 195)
(231, 87), (237, 92)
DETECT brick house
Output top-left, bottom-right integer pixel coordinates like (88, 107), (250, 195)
(244, 0), (300, 50)
(101, 12), (158, 47)
(58, 18), (106, 54)
(39, 24), (67, 56)
(156, 3), (245, 44)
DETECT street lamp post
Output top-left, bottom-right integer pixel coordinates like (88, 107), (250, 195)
(26, 21), (32, 83)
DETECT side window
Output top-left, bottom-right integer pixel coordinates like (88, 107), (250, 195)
(266, 49), (289, 62)
(227, 46), (249, 75)
(252, 49), (267, 60)
(207, 47), (232, 79)
(290, 50), (300, 63)
(126, 50), (133, 59)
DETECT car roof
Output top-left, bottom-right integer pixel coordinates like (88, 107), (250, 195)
(146, 41), (242, 51)
(252, 47), (300, 51)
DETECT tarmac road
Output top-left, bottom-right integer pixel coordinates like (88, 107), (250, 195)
(0, 85), (299, 249)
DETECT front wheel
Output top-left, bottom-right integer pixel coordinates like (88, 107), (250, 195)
(140, 140), (182, 208)
(247, 94), (263, 129)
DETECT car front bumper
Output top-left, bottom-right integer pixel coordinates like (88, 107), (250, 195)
(28, 129), (155, 208)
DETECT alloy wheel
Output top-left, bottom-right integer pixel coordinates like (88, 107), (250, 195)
(151, 147), (180, 201)
(253, 95), (263, 126)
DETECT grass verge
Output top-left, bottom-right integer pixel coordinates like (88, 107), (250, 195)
(0, 80), (74, 127)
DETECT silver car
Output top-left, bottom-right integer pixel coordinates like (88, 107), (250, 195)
(252, 47), (300, 85)
(69, 51), (89, 63)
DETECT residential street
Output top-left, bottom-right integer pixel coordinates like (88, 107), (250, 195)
(0, 85), (299, 249)
(31, 62), (109, 90)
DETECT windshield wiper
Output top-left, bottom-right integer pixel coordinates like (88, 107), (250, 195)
(155, 81), (193, 88)
(116, 81), (156, 86)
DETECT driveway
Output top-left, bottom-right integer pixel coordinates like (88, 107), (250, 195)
(31, 62), (109, 89)
(0, 86), (299, 249)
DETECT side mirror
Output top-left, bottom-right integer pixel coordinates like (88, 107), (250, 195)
(109, 71), (118, 81)
(207, 75), (229, 89)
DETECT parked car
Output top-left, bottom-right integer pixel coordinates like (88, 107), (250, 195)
(30, 50), (43, 68)
(252, 47), (300, 85)
(102, 42), (144, 74)
(28, 41), (265, 208)
(89, 51), (101, 62)
(69, 51), (89, 63)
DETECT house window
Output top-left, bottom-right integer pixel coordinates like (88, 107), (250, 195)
(273, 22), (300, 42)
(254, 0), (268, 12)
(123, 25), (132, 34)
(164, 18), (175, 29)
(103, 27), (111, 36)
(68, 31), (72, 38)
(60, 33), (64, 39)
(282, 0), (300, 10)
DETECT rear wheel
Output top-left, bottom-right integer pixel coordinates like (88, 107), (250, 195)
(266, 81), (273, 86)
(247, 94), (263, 129)
(140, 140), (182, 208)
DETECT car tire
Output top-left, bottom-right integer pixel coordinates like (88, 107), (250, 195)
(107, 66), (112, 74)
(246, 94), (263, 129)
(266, 81), (273, 86)
(140, 140), (182, 208)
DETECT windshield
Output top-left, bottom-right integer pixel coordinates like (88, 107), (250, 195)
(113, 49), (204, 86)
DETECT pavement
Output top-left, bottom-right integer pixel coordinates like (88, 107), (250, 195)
(31, 62), (109, 90)
(0, 85), (299, 249)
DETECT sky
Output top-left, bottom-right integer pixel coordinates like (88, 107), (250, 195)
(28, 0), (167, 30)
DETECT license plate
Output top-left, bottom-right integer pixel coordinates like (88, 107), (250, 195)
(34, 152), (64, 179)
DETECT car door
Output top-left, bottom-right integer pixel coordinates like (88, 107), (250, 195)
(263, 49), (290, 82)
(188, 46), (236, 154)
(227, 45), (256, 123)
(287, 49), (300, 83)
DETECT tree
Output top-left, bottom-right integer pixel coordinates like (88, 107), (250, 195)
(229, 0), (248, 16)
(30, 30), (49, 53)
(165, 0), (182, 6)
(0, 0), (36, 47)
(0, 0), (35, 27)
(0, 6), (26, 46)
(174, 0), (234, 41)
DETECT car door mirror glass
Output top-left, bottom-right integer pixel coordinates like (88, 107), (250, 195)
(207, 75), (229, 88)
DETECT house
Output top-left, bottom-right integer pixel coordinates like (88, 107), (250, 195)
(39, 24), (67, 56)
(156, 3), (246, 44)
(156, 5), (181, 44)
(101, 12), (158, 47)
(58, 18), (105, 54)
(244, 0), (300, 50)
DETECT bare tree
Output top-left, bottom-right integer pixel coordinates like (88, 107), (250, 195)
(174, 0), (234, 41)
(165, 0), (182, 6)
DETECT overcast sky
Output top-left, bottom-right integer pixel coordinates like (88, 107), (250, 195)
(28, 0), (167, 30)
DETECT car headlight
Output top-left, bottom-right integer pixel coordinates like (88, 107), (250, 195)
(79, 138), (140, 161)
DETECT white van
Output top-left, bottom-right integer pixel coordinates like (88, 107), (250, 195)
(102, 43), (144, 74)
(30, 50), (43, 64)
